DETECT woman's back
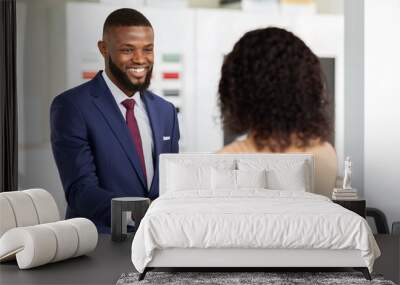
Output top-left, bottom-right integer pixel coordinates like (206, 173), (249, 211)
(219, 138), (337, 198)
(217, 27), (337, 198)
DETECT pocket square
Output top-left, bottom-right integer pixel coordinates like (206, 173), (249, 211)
(163, 136), (171, 141)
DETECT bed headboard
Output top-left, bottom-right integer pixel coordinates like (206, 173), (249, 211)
(159, 153), (314, 196)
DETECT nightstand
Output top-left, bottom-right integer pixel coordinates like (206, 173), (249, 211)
(332, 199), (366, 218)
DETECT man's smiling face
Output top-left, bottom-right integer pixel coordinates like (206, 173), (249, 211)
(98, 25), (154, 96)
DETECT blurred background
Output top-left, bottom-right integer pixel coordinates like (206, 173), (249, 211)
(15, 0), (399, 231)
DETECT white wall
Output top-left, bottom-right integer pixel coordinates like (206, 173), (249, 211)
(344, 0), (364, 193)
(363, 0), (400, 229)
(17, 0), (68, 215)
(315, 0), (343, 14)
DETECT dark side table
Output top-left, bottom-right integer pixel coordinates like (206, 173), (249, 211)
(111, 197), (150, 242)
(333, 199), (366, 218)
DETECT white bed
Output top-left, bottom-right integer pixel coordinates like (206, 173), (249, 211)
(131, 154), (380, 280)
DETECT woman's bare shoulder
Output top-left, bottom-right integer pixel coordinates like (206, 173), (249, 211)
(217, 141), (240, 153)
(307, 141), (337, 160)
(217, 139), (255, 153)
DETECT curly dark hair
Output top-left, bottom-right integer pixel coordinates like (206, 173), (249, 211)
(218, 27), (331, 152)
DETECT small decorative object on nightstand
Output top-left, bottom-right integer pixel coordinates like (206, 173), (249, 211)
(111, 197), (150, 242)
(332, 188), (359, 200)
(342, 156), (352, 190)
(333, 199), (366, 218)
(332, 156), (359, 200)
(332, 157), (365, 217)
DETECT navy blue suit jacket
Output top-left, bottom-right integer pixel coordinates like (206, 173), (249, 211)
(50, 72), (179, 233)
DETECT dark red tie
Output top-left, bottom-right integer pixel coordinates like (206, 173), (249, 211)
(122, 99), (147, 184)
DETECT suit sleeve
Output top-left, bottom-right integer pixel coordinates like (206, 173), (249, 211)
(50, 95), (114, 227)
(170, 104), (180, 153)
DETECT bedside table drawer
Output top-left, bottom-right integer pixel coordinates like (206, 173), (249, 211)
(333, 199), (366, 218)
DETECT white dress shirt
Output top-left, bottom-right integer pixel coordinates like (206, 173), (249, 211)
(102, 72), (154, 190)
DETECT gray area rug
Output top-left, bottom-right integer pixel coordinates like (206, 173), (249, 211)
(116, 272), (396, 285)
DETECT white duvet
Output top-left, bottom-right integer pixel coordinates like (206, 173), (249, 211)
(131, 190), (380, 273)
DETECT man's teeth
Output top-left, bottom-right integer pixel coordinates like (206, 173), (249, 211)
(129, 67), (145, 73)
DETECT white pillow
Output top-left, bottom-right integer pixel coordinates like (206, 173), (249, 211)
(167, 162), (211, 191)
(236, 169), (267, 189)
(211, 168), (236, 190)
(238, 159), (308, 191)
(211, 169), (268, 190)
(267, 164), (306, 191)
(166, 159), (236, 192)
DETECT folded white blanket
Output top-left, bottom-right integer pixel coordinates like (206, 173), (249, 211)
(131, 190), (380, 273)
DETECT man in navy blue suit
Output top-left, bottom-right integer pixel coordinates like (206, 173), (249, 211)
(50, 8), (180, 233)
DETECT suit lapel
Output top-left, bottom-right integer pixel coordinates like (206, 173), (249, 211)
(141, 91), (162, 192)
(90, 72), (147, 189)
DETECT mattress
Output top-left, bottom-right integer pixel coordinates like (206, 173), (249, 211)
(131, 190), (380, 273)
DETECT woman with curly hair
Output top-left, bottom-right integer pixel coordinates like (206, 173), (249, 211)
(218, 27), (337, 198)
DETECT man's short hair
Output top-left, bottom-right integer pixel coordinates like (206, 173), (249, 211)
(103, 8), (152, 35)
